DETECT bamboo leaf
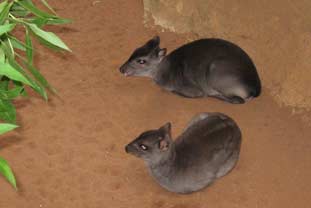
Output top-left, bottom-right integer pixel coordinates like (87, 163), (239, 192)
(0, 1), (12, 25)
(28, 23), (71, 51)
(39, 0), (56, 15)
(0, 123), (18, 134)
(8, 37), (26, 51)
(0, 47), (5, 63)
(46, 17), (72, 25)
(1, 39), (14, 60)
(31, 17), (71, 27)
(0, 157), (17, 190)
(0, 23), (16, 36)
(10, 2), (29, 17)
(8, 58), (47, 100)
(16, 0), (56, 19)
(0, 85), (24, 100)
(0, 1), (8, 14)
(25, 28), (33, 64)
(0, 77), (9, 90)
(0, 99), (16, 123)
(0, 43), (32, 85)
(0, 62), (34, 87)
(21, 59), (55, 93)
(35, 35), (64, 51)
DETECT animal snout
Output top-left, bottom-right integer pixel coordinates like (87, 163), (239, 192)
(119, 64), (126, 74)
(119, 64), (133, 76)
(125, 145), (130, 153)
(125, 144), (137, 154)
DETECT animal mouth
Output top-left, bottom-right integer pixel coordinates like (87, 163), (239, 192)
(121, 65), (136, 77)
(124, 71), (133, 77)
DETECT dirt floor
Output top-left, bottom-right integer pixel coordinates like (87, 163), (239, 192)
(0, 0), (311, 207)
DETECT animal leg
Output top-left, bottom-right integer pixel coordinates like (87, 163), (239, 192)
(216, 151), (240, 178)
(208, 88), (246, 104)
(172, 85), (204, 98)
(212, 94), (245, 104)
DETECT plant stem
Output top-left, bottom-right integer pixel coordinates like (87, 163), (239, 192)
(7, 38), (14, 58)
(8, 13), (26, 24)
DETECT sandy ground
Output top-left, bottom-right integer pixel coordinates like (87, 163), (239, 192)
(0, 0), (310, 207)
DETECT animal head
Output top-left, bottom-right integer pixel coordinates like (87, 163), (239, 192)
(119, 36), (167, 77)
(125, 122), (173, 164)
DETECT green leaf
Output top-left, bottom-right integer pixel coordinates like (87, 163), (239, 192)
(10, 2), (30, 17)
(0, 47), (5, 63)
(46, 18), (72, 25)
(0, 1), (8, 14)
(0, 50), (44, 99)
(0, 99), (16, 123)
(21, 59), (55, 93)
(16, 0), (56, 19)
(8, 58), (47, 100)
(29, 17), (46, 28)
(31, 17), (72, 27)
(0, 123), (18, 134)
(0, 77), (9, 90)
(1, 39), (14, 60)
(0, 85), (24, 100)
(0, 157), (17, 190)
(1, 37), (18, 62)
(40, 0), (56, 15)
(0, 62), (34, 87)
(35, 35), (64, 51)
(25, 28), (33, 64)
(0, 23), (16, 36)
(8, 37), (26, 51)
(28, 23), (71, 51)
(20, 88), (28, 97)
(0, 2), (12, 25)
(29, 17), (45, 28)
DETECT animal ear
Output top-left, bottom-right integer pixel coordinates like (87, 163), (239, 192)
(152, 36), (160, 45)
(146, 36), (160, 49)
(160, 122), (171, 134)
(159, 139), (169, 151)
(159, 122), (172, 140)
(158, 48), (167, 57)
(158, 123), (172, 151)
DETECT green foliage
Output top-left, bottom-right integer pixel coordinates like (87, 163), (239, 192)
(0, 123), (18, 189)
(0, 0), (71, 189)
(0, 157), (17, 189)
(0, 122), (17, 134)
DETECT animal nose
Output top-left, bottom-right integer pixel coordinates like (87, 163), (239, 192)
(119, 64), (126, 73)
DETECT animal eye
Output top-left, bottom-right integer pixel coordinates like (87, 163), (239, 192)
(137, 59), (146, 64)
(139, 144), (148, 151)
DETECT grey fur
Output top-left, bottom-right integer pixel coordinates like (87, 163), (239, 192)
(125, 112), (242, 194)
(120, 36), (261, 104)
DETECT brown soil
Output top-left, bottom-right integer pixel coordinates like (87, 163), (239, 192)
(0, 0), (310, 208)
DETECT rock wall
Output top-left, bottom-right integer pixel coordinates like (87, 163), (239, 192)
(143, 0), (311, 112)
